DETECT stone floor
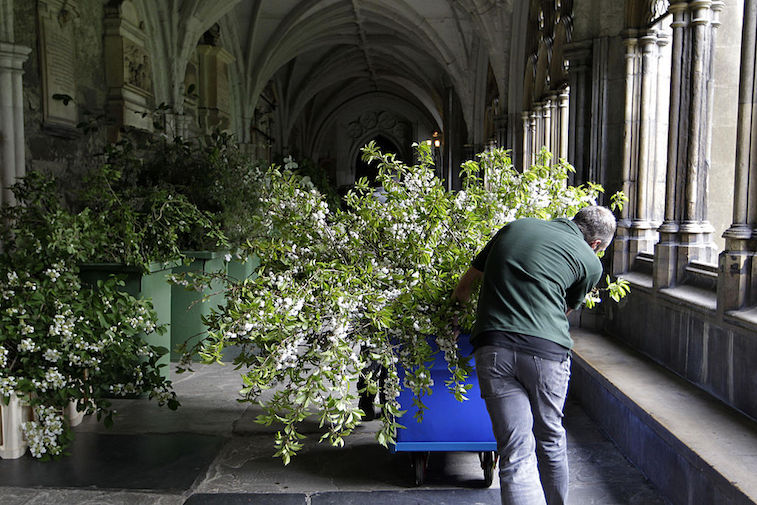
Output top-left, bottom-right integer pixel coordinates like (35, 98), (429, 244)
(0, 364), (669, 505)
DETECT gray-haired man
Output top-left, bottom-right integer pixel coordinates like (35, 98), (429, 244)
(453, 206), (616, 505)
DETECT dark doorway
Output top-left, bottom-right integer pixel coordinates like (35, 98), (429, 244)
(354, 135), (402, 186)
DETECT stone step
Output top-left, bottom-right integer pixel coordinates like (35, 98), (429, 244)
(184, 490), (500, 505)
(570, 329), (757, 505)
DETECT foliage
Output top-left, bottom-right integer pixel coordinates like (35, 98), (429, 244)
(284, 156), (341, 212)
(0, 172), (179, 458)
(123, 130), (262, 252)
(179, 144), (629, 464)
(75, 136), (231, 267)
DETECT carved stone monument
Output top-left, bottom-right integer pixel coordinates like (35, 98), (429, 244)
(37, 0), (79, 135)
(196, 44), (234, 133)
(103, 0), (153, 138)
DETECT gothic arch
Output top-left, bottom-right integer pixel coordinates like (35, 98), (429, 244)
(348, 125), (412, 184)
(523, 56), (536, 108)
(549, 16), (572, 90)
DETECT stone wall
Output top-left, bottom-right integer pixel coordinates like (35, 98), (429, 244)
(16, 0), (109, 198)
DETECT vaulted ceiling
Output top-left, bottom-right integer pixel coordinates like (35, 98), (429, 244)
(135, 0), (517, 154)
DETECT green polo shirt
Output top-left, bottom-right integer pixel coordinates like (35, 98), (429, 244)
(471, 217), (603, 350)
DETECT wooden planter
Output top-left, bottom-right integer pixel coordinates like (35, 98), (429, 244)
(79, 260), (181, 378)
(227, 253), (260, 282)
(170, 251), (228, 361)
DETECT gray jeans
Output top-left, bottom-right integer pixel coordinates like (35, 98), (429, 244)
(474, 345), (571, 505)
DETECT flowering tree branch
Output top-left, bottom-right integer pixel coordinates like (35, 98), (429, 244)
(178, 144), (628, 464)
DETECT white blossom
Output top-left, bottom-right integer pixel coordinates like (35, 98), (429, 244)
(18, 338), (36, 352)
(43, 349), (60, 363)
(44, 268), (61, 282)
(0, 375), (18, 397)
(23, 405), (65, 457)
(44, 368), (66, 389)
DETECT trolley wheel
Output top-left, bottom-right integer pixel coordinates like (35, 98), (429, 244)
(412, 452), (430, 486)
(480, 451), (498, 487)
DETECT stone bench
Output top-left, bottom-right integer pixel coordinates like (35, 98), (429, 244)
(570, 328), (757, 505)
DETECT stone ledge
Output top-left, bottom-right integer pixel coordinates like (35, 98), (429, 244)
(659, 284), (718, 312)
(570, 328), (757, 505)
(619, 271), (654, 290)
(726, 305), (757, 330)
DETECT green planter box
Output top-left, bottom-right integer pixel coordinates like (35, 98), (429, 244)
(227, 253), (260, 282)
(222, 254), (260, 363)
(170, 251), (228, 361)
(79, 261), (180, 378)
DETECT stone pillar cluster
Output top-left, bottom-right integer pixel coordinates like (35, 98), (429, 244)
(521, 92), (571, 166)
(615, 22), (674, 273)
(717, 0), (757, 312)
(652, 0), (723, 287)
(0, 0), (31, 206)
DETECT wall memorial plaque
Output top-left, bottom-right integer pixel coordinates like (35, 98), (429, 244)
(38, 0), (79, 135)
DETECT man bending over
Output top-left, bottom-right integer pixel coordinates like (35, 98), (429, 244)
(453, 205), (617, 505)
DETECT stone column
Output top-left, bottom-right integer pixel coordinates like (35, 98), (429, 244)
(557, 89), (569, 161)
(629, 31), (660, 258)
(548, 94), (559, 160)
(635, 32), (659, 224)
(551, 94), (561, 159)
(522, 111), (531, 169)
(621, 34), (638, 221)
(542, 99), (553, 158)
(677, 0), (716, 275)
(654, 32), (671, 213)
(533, 103), (544, 159)
(655, 1), (688, 288)
(718, 0), (757, 312)
(683, 1), (710, 223)
(614, 33), (639, 274)
(704, 2), (724, 173)
(529, 109), (538, 165)
(0, 39), (31, 206)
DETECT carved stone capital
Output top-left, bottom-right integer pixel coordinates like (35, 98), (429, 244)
(0, 42), (31, 71)
(689, 0), (713, 25)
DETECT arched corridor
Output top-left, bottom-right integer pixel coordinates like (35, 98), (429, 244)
(1, 1), (757, 504)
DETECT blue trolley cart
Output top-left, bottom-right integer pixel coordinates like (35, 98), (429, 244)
(390, 334), (498, 486)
